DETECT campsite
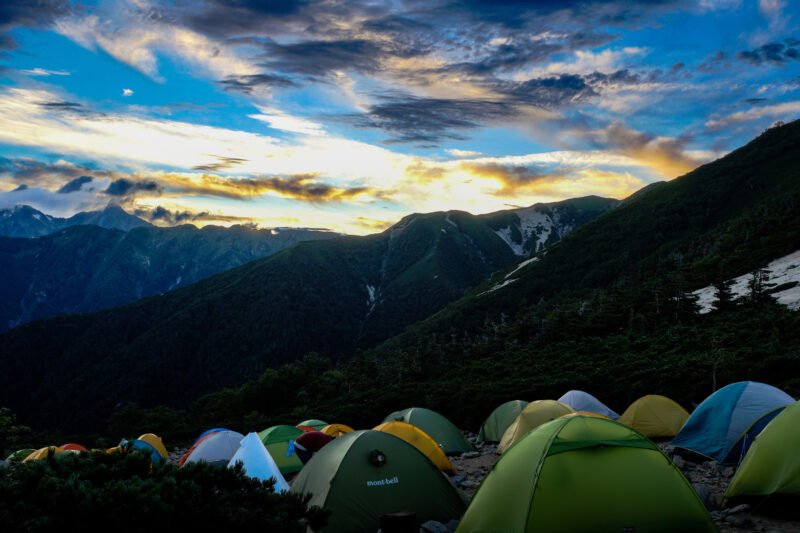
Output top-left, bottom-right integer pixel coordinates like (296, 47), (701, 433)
(5, 383), (800, 532)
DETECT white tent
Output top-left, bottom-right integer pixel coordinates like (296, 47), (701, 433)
(228, 432), (290, 493)
(183, 430), (244, 466)
(558, 390), (620, 419)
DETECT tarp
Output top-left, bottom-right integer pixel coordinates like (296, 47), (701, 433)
(457, 416), (717, 533)
(182, 430), (244, 467)
(726, 401), (800, 497)
(373, 421), (454, 472)
(619, 395), (690, 438)
(290, 430), (466, 532)
(383, 407), (474, 454)
(498, 400), (574, 454)
(671, 381), (793, 463)
(258, 425), (305, 475)
(558, 390), (619, 419)
(228, 432), (290, 493)
(478, 400), (529, 443)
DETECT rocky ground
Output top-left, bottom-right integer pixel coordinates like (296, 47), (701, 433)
(168, 433), (800, 532)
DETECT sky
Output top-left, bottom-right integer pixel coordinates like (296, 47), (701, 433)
(0, 0), (798, 234)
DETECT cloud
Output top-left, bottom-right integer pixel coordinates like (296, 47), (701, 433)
(447, 149), (483, 158)
(459, 162), (568, 195)
(248, 106), (326, 136)
(0, 0), (70, 51)
(737, 42), (799, 65)
(704, 101), (800, 131)
(20, 68), (69, 76)
(192, 155), (249, 172)
(122, 88), (133, 97)
(105, 178), (163, 197)
(57, 175), (94, 194)
(219, 73), (298, 94)
(135, 205), (256, 226)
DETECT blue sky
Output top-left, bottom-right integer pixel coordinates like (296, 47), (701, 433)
(0, 0), (798, 233)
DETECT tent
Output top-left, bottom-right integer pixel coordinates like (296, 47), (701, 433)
(60, 443), (88, 452)
(478, 400), (529, 443)
(373, 421), (454, 472)
(497, 400), (574, 454)
(456, 415), (716, 533)
(116, 439), (163, 463)
(619, 395), (690, 438)
(6, 449), (35, 463)
(182, 430), (244, 467)
(258, 425), (305, 475)
(228, 432), (290, 492)
(179, 428), (229, 466)
(320, 424), (355, 437)
(137, 433), (168, 457)
(382, 407), (473, 454)
(297, 419), (328, 431)
(23, 446), (65, 462)
(671, 381), (793, 463)
(290, 430), (466, 532)
(558, 390), (619, 419)
(726, 401), (800, 498)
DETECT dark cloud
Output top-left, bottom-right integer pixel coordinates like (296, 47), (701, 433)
(459, 162), (565, 194)
(499, 74), (598, 105)
(263, 39), (387, 76)
(257, 174), (370, 201)
(219, 73), (298, 94)
(184, 0), (314, 37)
(744, 97), (769, 105)
(57, 175), (93, 194)
(0, 0), (71, 51)
(104, 178), (163, 197)
(586, 69), (641, 85)
(12, 184), (27, 191)
(0, 158), (115, 188)
(737, 43), (800, 66)
(192, 155), (249, 172)
(135, 205), (254, 226)
(446, 41), (563, 74)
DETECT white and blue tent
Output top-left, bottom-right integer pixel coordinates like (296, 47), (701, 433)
(183, 429), (244, 467)
(228, 432), (289, 492)
(557, 390), (620, 419)
(671, 381), (793, 463)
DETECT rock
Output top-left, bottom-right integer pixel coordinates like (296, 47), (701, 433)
(725, 514), (747, 527)
(444, 519), (459, 532)
(450, 475), (465, 487)
(420, 520), (449, 533)
(692, 483), (717, 510)
(721, 466), (734, 477)
(461, 451), (479, 459)
(673, 457), (685, 469)
(726, 503), (751, 515)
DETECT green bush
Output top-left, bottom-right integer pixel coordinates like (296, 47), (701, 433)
(0, 449), (327, 532)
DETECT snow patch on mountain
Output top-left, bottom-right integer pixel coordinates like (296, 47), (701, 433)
(492, 207), (573, 257)
(505, 256), (539, 279)
(480, 278), (518, 295)
(494, 226), (525, 256)
(694, 249), (800, 313)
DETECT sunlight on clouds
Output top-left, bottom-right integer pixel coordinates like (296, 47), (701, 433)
(249, 106), (326, 136)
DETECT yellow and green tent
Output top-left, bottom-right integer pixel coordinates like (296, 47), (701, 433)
(497, 400), (574, 454)
(619, 395), (690, 438)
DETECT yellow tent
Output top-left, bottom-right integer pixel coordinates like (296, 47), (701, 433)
(320, 424), (355, 437)
(373, 421), (454, 472)
(498, 400), (575, 454)
(562, 411), (612, 420)
(618, 395), (690, 438)
(23, 446), (65, 462)
(138, 433), (168, 457)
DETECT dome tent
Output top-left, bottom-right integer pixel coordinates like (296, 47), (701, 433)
(137, 433), (168, 458)
(228, 432), (290, 493)
(297, 419), (328, 431)
(320, 423), (355, 437)
(382, 407), (473, 454)
(258, 425), (305, 475)
(179, 428), (228, 466)
(478, 400), (529, 443)
(558, 390), (619, 419)
(290, 430), (466, 532)
(497, 400), (574, 454)
(457, 416), (716, 533)
(182, 430), (244, 467)
(671, 381), (793, 463)
(23, 446), (66, 462)
(726, 401), (800, 498)
(619, 395), (690, 438)
(373, 421), (454, 472)
(5, 449), (35, 463)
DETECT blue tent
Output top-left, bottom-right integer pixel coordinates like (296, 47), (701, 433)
(671, 382), (793, 463)
(228, 432), (290, 492)
(119, 438), (163, 463)
(558, 390), (619, 419)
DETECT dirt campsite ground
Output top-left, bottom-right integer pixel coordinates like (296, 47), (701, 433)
(168, 435), (800, 532)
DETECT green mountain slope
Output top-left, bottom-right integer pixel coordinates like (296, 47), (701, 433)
(0, 198), (613, 431)
(0, 223), (335, 330)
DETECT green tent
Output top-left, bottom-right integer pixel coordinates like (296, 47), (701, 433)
(727, 400), (800, 498)
(297, 419), (328, 431)
(457, 415), (717, 533)
(258, 425), (305, 475)
(383, 407), (474, 454)
(478, 400), (529, 443)
(5, 448), (35, 463)
(290, 430), (466, 532)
